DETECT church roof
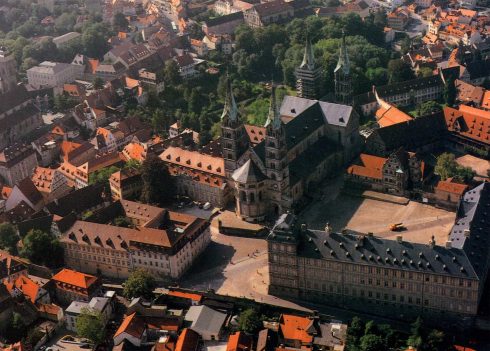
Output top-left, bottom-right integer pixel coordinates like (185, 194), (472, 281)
(232, 159), (267, 183)
(334, 33), (350, 75)
(299, 37), (315, 71)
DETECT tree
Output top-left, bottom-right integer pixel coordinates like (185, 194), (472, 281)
(388, 59), (415, 83)
(20, 229), (64, 268)
(164, 60), (182, 86)
(93, 77), (104, 90)
(140, 155), (175, 205)
(123, 268), (156, 299)
(444, 77), (456, 107)
(416, 100), (442, 117)
(0, 223), (19, 254)
(89, 166), (120, 185)
(4, 312), (26, 342)
(112, 12), (129, 31)
(435, 153), (475, 182)
(237, 308), (262, 334)
(417, 67), (434, 78)
(76, 308), (105, 345)
(359, 334), (385, 351)
(114, 216), (133, 228)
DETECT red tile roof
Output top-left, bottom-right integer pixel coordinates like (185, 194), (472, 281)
(279, 314), (314, 344)
(114, 312), (146, 339)
(5, 276), (40, 303)
(347, 154), (387, 180)
(51, 268), (98, 289)
(444, 105), (490, 145)
(435, 178), (468, 195)
(167, 290), (202, 303)
(227, 332), (252, 351)
(175, 328), (200, 351)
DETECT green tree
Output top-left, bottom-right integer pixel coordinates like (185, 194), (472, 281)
(140, 155), (175, 205)
(418, 67), (434, 78)
(113, 216), (133, 228)
(388, 59), (415, 83)
(20, 229), (64, 268)
(93, 77), (104, 90)
(346, 317), (364, 349)
(164, 59), (182, 86)
(112, 12), (129, 31)
(444, 77), (456, 107)
(0, 223), (19, 254)
(237, 308), (262, 334)
(82, 23), (110, 58)
(416, 100), (442, 117)
(123, 268), (156, 299)
(435, 153), (475, 182)
(359, 334), (385, 351)
(124, 159), (142, 171)
(76, 308), (105, 344)
(5, 312), (26, 342)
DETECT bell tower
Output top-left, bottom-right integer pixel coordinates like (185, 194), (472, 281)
(264, 84), (290, 213)
(295, 36), (322, 100)
(334, 32), (353, 105)
(221, 74), (248, 177)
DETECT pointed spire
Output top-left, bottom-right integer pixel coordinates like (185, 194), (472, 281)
(221, 71), (238, 122)
(300, 34), (315, 70)
(335, 30), (350, 76)
(264, 82), (281, 130)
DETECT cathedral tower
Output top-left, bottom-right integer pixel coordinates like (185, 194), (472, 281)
(264, 84), (290, 214)
(295, 36), (322, 100)
(221, 74), (248, 177)
(334, 32), (353, 105)
(0, 47), (17, 95)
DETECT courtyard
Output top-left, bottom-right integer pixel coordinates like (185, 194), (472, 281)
(300, 192), (456, 246)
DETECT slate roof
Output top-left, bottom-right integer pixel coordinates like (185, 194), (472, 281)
(45, 183), (105, 217)
(204, 11), (244, 27)
(367, 113), (447, 154)
(375, 74), (444, 97)
(184, 305), (226, 336)
(232, 159), (267, 183)
(0, 85), (31, 115)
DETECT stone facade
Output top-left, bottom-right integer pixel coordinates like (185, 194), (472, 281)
(268, 184), (490, 327)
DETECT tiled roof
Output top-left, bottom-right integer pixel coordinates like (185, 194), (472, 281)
(175, 328), (200, 351)
(232, 159), (267, 183)
(455, 79), (485, 105)
(347, 154), (387, 180)
(15, 178), (44, 207)
(376, 104), (413, 127)
(253, 0), (292, 17)
(444, 105), (490, 145)
(114, 312), (146, 339)
(227, 332), (252, 351)
(435, 178), (468, 195)
(279, 314), (314, 344)
(204, 11), (244, 27)
(122, 142), (146, 162)
(167, 290), (203, 303)
(244, 124), (265, 146)
(31, 167), (56, 194)
(5, 275), (40, 303)
(52, 268), (98, 289)
(161, 146), (225, 177)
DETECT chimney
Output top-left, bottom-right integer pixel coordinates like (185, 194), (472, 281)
(324, 222), (332, 235)
(396, 235), (402, 243)
(429, 235), (436, 248)
(464, 229), (470, 237)
(301, 223), (308, 233)
(445, 240), (452, 249)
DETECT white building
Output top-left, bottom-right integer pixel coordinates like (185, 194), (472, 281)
(27, 61), (84, 89)
(65, 296), (113, 331)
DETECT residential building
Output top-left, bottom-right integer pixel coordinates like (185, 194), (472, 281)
(0, 85), (43, 150)
(202, 12), (244, 36)
(31, 167), (70, 202)
(174, 54), (200, 80)
(433, 178), (468, 209)
(0, 251), (28, 283)
(243, 0), (294, 28)
(184, 305), (226, 340)
(27, 61), (84, 89)
(387, 8), (410, 31)
(65, 296), (112, 331)
(0, 144), (38, 187)
(268, 183), (490, 326)
(74, 152), (124, 189)
(60, 200), (211, 280)
(443, 105), (490, 156)
(278, 314), (347, 351)
(5, 275), (50, 304)
(50, 268), (101, 305)
(0, 47), (17, 94)
(109, 168), (142, 200)
(295, 37), (322, 100)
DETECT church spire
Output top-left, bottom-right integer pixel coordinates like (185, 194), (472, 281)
(300, 34), (315, 71)
(265, 83), (281, 130)
(335, 30), (350, 76)
(221, 72), (238, 122)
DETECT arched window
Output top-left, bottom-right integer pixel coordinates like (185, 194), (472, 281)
(240, 191), (246, 201)
(259, 191), (263, 200)
(250, 193), (255, 203)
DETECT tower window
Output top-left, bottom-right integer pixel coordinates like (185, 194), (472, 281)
(250, 193), (255, 203)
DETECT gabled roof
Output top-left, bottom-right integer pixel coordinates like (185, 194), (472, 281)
(15, 178), (44, 207)
(51, 268), (98, 289)
(347, 154), (387, 180)
(435, 178), (468, 195)
(444, 105), (490, 145)
(114, 312), (146, 339)
(175, 328), (200, 351)
(5, 276), (40, 303)
(184, 305), (226, 336)
(227, 332), (252, 351)
(279, 314), (314, 344)
(167, 290), (202, 303)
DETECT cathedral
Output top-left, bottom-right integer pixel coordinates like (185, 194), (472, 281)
(161, 37), (359, 222)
